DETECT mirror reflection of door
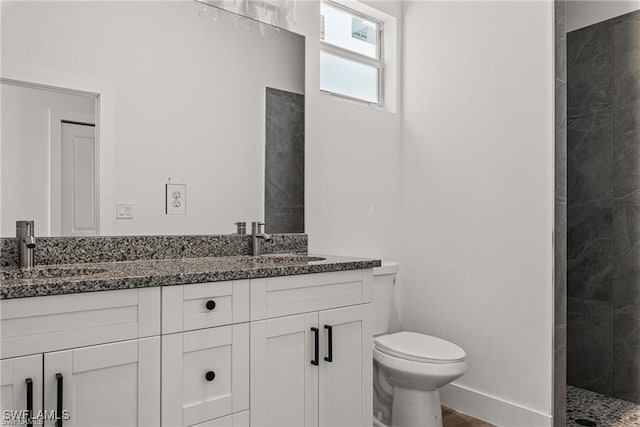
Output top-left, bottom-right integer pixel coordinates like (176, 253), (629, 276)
(0, 81), (98, 236)
(60, 121), (97, 236)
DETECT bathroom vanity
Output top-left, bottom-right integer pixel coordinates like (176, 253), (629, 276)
(0, 238), (379, 427)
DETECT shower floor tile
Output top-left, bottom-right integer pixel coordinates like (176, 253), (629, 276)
(567, 385), (640, 426)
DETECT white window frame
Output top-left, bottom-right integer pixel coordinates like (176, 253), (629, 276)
(320, 0), (385, 106)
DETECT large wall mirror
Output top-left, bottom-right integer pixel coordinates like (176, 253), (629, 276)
(1, 1), (305, 237)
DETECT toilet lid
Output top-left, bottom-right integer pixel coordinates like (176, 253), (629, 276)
(374, 332), (466, 364)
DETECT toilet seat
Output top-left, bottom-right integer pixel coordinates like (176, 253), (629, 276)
(374, 332), (466, 364)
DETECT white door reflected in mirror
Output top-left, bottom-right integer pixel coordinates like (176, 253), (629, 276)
(60, 122), (97, 236)
(0, 81), (98, 237)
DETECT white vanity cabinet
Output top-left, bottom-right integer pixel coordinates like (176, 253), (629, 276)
(1, 339), (161, 427)
(161, 280), (250, 427)
(0, 288), (161, 427)
(161, 324), (249, 426)
(43, 337), (161, 427)
(1, 354), (43, 422)
(0, 268), (374, 427)
(249, 270), (373, 427)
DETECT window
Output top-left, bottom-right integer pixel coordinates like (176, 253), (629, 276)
(320, 1), (383, 105)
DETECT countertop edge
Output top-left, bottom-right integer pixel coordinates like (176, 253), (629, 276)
(1, 258), (382, 300)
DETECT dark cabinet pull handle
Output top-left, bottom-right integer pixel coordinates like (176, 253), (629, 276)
(205, 371), (216, 381)
(56, 373), (63, 427)
(324, 325), (333, 363)
(311, 327), (319, 366)
(206, 300), (216, 311)
(25, 378), (33, 427)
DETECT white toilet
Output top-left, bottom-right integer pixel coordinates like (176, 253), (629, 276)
(372, 262), (467, 427)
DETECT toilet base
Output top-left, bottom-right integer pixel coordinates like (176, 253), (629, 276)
(391, 387), (443, 427)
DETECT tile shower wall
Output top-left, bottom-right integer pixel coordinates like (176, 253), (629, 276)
(567, 9), (640, 403)
(265, 87), (305, 234)
(554, 1), (567, 425)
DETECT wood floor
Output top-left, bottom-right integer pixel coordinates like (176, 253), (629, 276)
(442, 406), (495, 427)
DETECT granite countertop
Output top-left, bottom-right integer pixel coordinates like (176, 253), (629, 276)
(0, 254), (381, 300)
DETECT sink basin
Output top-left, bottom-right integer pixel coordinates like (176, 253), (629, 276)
(246, 254), (326, 265)
(1, 266), (108, 281)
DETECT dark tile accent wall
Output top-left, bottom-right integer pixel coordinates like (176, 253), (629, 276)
(613, 10), (640, 403)
(567, 8), (640, 403)
(554, 2), (567, 424)
(265, 87), (305, 234)
(567, 297), (614, 395)
(553, 0), (567, 427)
(0, 234), (308, 267)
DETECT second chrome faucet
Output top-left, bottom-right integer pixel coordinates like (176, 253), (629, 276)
(251, 221), (271, 256)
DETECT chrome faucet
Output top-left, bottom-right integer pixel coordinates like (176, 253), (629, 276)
(251, 221), (271, 256)
(16, 220), (36, 269)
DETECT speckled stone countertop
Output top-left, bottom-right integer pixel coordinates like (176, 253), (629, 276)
(0, 254), (381, 299)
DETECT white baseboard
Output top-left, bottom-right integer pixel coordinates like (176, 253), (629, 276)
(439, 383), (553, 427)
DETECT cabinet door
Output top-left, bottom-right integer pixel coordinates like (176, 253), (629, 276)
(1, 355), (43, 425)
(250, 313), (319, 427)
(43, 337), (160, 427)
(319, 304), (372, 427)
(162, 324), (249, 427)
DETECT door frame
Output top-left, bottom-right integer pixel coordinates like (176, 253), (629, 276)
(1, 63), (115, 235)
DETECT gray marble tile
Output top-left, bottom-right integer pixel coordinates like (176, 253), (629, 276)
(613, 10), (640, 115)
(556, 78), (567, 132)
(613, 105), (640, 206)
(556, 125), (567, 204)
(567, 113), (613, 208)
(567, 20), (613, 119)
(613, 206), (640, 307)
(555, 1), (567, 83)
(613, 303), (640, 402)
(556, 203), (567, 326)
(567, 297), (614, 395)
(613, 83), (640, 206)
(612, 12), (640, 207)
(554, 324), (567, 427)
(567, 207), (613, 302)
(265, 87), (305, 234)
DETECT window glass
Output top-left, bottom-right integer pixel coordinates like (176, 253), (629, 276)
(321, 2), (378, 59)
(320, 51), (379, 103)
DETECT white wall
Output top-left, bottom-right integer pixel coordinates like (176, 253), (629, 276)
(1, 1), (303, 236)
(299, 1), (403, 261)
(400, 1), (554, 425)
(568, 0), (640, 31)
(0, 84), (95, 236)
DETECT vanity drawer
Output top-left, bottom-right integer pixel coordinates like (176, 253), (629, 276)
(162, 281), (249, 334)
(0, 287), (161, 359)
(250, 269), (373, 321)
(162, 324), (249, 427)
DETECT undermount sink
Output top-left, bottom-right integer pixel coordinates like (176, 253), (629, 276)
(1, 266), (108, 281)
(245, 254), (326, 265)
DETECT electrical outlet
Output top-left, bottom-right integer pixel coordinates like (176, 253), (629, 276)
(116, 203), (134, 219)
(166, 184), (186, 215)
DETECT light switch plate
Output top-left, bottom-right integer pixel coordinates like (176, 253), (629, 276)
(166, 184), (186, 215)
(116, 203), (134, 219)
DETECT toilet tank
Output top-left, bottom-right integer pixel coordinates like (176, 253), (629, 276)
(372, 261), (399, 336)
